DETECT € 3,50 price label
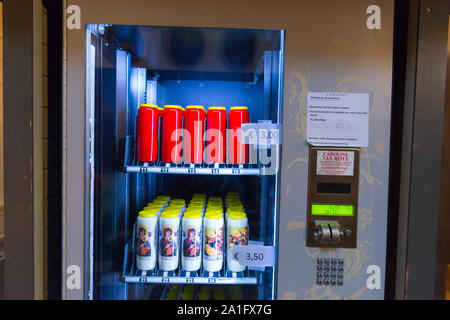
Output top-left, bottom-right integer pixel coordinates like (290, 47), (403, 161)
(231, 245), (275, 268)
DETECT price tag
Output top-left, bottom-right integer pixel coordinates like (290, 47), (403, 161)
(242, 122), (281, 149)
(258, 128), (280, 148)
(231, 244), (275, 268)
(245, 127), (258, 145)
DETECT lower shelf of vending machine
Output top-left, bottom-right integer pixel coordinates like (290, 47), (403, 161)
(120, 241), (258, 285)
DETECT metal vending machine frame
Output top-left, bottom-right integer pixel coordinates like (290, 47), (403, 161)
(62, 0), (395, 300)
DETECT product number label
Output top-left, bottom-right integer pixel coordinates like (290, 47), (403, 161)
(208, 277), (216, 284)
(162, 276), (170, 283)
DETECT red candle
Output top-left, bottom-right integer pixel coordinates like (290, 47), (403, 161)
(228, 106), (250, 164)
(136, 104), (159, 162)
(161, 105), (184, 163)
(205, 106), (227, 164)
(184, 106), (206, 164)
(157, 107), (164, 161)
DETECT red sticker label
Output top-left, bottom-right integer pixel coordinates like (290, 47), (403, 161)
(316, 151), (354, 176)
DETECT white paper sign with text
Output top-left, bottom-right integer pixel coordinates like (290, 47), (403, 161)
(307, 92), (369, 147)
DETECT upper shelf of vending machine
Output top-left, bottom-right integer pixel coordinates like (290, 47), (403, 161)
(122, 136), (273, 176)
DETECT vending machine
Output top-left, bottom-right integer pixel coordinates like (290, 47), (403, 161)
(63, 0), (394, 300)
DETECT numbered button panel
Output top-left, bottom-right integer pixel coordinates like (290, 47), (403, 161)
(315, 258), (344, 287)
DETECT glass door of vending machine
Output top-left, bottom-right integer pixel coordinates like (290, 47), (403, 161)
(86, 24), (284, 300)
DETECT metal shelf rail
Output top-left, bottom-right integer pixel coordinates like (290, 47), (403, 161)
(122, 135), (262, 176)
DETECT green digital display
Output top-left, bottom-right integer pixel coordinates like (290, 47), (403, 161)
(311, 204), (354, 216)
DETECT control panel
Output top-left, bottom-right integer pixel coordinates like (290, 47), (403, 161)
(306, 147), (360, 248)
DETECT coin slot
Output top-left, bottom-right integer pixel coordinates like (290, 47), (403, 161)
(328, 223), (333, 240)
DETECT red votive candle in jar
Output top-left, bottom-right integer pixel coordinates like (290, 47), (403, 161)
(205, 106), (227, 164)
(161, 105), (184, 163)
(184, 105), (206, 164)
(157, 107), (164, 161)
(228, 106), (250, 164)
(136, 104), (159, 163)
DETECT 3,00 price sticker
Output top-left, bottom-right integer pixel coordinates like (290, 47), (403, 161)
(231, 245), (275, 268)
(241, 123), (282, 149)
